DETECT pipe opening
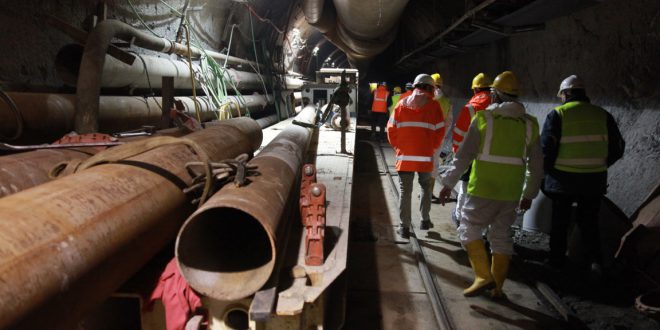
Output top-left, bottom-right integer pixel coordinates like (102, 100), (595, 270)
(224, 307), (249, 329)
(178, 208), (272, 271)
(55, 44), (84, 86)
(176, 207), (274, 300)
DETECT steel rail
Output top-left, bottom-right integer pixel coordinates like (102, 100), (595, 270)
(370, 139), (456, 330)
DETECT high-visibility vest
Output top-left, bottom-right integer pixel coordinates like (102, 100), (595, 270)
(372, 86), (389, 113)
(468, 110), (539, 201)
(554, 101), (608, 173)
(389, 93), (401, 114)
(452, 91), (491, 152)
(387, 97), (445, 172)
(436, 95), (451, 119)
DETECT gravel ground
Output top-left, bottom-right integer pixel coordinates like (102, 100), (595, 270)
(512, 228), (660, 330)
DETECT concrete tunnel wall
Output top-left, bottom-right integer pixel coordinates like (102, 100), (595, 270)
(432, 0), (660, 217)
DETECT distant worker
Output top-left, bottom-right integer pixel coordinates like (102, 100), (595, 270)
(450, 73), (493, 226)
(430, 73), (453, 202)
(389, 86), (402, 114)
(371, 82), (391, 139)
(401, 82), (414, 99)
(542, 75), (624, 273)
(439, 71), (543, 298)
(387, 74), (445, 241)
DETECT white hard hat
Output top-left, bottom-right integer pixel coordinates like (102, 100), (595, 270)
(413, 74), (434, 87)
(557, 75), (585, 97)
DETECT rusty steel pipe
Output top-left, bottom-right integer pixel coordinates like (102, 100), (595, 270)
(175, 106), (317, 301)
(0, 148), (92, 197)
(0, 128), (185, 198)
(0, 118), (262, 328)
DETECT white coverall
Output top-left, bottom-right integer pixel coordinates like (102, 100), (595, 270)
(440, 102), (544, 254)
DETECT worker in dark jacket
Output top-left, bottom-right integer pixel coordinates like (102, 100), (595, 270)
(541, 75), (625, 272)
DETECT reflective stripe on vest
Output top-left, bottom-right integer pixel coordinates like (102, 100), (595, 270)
(396, 155), (433, 162)
(453, 127), (466, 137)
(467, 104), (476, 119)
(479, 111), (532, 166)
(554, 101), (608, 173)
(468, 109), (538, 201)
(560, 134), (608, 143)
(396, 121), (445, 131)
(555, 158), (607, 166)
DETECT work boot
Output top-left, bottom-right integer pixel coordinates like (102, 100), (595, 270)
(490, 253), (511, 299)
(395, 225), (410, 243)
(464, 240), (495, 297)
(419, 220), (434, 230)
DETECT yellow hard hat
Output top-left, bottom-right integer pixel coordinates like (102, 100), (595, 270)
(393, 86), (402, 93)
(431, 73), (443, 87)
(491, 71), (520, 96)
(369, 82), (377, 92)
(471, 73), (492, 89)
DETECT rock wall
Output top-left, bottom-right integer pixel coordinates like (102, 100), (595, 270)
(0, 0), (257, 88)
(433, 0), (660, 216)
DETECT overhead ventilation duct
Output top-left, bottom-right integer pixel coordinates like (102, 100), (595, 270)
(303, 0), (409, 70)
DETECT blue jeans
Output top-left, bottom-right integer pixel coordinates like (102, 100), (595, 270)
(398, 171), (433, 228)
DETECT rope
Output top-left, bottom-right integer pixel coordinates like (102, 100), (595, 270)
(183, 153), (258, 205)
(50, 136), (214, 207)
(0, 89), (24, 141)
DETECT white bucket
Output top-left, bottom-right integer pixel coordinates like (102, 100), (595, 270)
(522, 190), (553, 234)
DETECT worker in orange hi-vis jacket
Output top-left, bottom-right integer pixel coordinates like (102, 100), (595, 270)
(450, 73), (494, 227)
(387, 74), (445, 241)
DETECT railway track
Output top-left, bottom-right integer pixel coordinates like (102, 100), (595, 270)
(369, 138), (584, 330)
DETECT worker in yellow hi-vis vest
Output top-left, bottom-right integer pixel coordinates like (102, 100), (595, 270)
(439, 71), (543, 299)
(542, 75), (624, 275)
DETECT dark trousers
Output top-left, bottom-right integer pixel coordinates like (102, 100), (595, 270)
(547, 192), (602, 266)
(371, 111), (388, 134)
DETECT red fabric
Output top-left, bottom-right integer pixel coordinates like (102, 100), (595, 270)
(452, 91), (492, 152)
(387, 89), (445, 172)
(400, 90), (413, 100)
(147, 259), (203, 330)
(371, 86), (390, 113)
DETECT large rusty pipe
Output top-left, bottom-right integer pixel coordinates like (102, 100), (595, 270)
(0, 118), (262, 328)
(75, 19), (262, 133)
(0, 149), (92, 198)
(0, 128), (185, 198)
(56, 44), (266, 91)
(0, 92), (271, 141)
(175, 106), (317, 301)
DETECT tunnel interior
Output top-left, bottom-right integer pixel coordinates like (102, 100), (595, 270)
(0, 0), (657, 216)
(0, 0), (658, 328)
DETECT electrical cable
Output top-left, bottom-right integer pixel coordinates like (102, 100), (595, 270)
(126, 0), (163, 38)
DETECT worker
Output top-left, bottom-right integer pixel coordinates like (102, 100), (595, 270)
(387, 74), (445, 241)
(389, 86), (402, 114)
(450, 73), (493, 226)
(542, 75), (624, 273)
(439, 71), (543, 298)
(401, 82), (414, 99)
(371, 82), (391, 139)
(430, 72), (453, 203)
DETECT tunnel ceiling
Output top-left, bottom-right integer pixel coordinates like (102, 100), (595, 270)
(279, 0), (603, 81)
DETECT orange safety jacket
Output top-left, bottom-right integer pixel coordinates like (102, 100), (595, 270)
(387, 92), (445, 172)
(371, 86), (390, 113)
(452, 90), (491, 153)
(400, 90), (413, 100)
